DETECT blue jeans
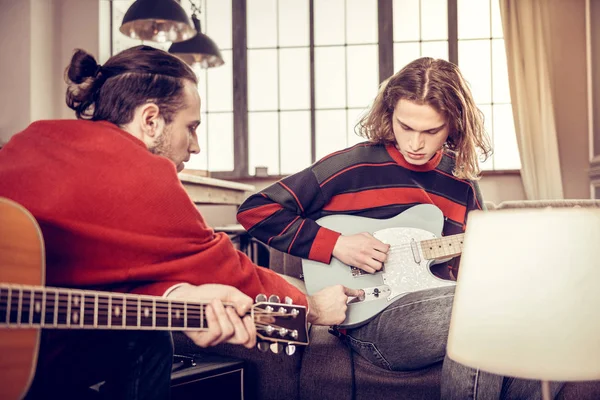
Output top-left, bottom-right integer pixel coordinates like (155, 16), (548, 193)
(26, 330), (173, 399)
(342, 286), (564, 399)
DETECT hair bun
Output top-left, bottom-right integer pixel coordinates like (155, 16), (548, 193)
(66, 49), (99, 84)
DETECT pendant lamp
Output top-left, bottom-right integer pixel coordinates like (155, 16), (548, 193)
(120, 0), (196, 43)
(168, 1), (224, 68)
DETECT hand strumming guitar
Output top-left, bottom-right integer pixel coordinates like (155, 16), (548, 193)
(332, 233), (390, 274)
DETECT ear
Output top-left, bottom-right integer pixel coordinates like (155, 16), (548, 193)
(139, 103), (162, 138)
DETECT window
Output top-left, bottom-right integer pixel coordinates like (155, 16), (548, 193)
(110, 0), (520, 178)
(457, 0), (519, 170)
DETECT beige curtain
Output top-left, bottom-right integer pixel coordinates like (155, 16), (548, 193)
(499, 0), (564, 200)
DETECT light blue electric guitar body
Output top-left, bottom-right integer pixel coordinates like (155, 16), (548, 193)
(302, 204), (462, 328)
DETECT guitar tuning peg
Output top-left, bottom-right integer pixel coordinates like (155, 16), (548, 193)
(284, 296), (293, 304)
(270, 342), (283, 354)
(285, 344), (296, 356)
(257, 341), (270, 353)
(255, 293), (267, 303)
(268, 294), (280, 303)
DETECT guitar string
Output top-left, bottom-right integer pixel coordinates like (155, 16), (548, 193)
(0, 304), (299, 335)
(1, 299), (299, 325)
(387, 237), (463, 252)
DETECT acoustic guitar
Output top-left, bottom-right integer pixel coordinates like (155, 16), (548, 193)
(0, 197), (308, 400)
(302, 204), (459, 328)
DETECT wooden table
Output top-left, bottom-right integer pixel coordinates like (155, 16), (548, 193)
(178, 173), (255, 206)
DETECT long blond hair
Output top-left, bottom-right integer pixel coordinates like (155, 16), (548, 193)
(356, 57), (492, 180)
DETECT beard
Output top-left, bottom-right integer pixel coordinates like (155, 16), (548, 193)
(149, 127), (173, 159)
(148, 127), (185, 172)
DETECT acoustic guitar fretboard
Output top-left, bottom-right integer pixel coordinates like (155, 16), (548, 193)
(0, 284), (208, 330)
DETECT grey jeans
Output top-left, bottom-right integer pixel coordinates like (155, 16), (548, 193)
(342, 286), (563, 399)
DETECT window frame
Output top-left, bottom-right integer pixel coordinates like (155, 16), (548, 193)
(111, 0), (520, 180)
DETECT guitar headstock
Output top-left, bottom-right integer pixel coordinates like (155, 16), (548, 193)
(252, 294), (309, 356)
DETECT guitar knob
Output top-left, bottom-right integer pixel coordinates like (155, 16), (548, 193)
(290, 330), (298, 339)
(265, 325), (275, 335)
(268, 294), (280, 303)
(284, 296), (293, 305)
(285, 344), (296, 356)
(278, 307), (287, 314)
(255, 293), (267, 303)
(257, 341), (270, 352)
(270, 343), (283, 354)
(278, 327), (288, 337)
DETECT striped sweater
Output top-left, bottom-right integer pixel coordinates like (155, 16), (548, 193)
(238, 142), (484, 267)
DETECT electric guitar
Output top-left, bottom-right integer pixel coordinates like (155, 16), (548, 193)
(0, 197), (308, 400)
(302, 204), (460, 328)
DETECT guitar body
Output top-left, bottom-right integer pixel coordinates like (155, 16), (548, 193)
(0, 198), (44, 400)
(302, 204), (456, 328)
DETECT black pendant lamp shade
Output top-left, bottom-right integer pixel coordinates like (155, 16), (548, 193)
(120, 0), (196, 43)
(169, 15), (224, 68)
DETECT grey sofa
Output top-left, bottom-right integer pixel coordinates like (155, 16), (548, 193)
(173, 199), (600, 399)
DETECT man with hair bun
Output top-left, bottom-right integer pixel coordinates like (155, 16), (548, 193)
(0, 45), (356, 399)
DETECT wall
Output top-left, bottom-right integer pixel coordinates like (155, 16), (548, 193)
(0, 0), (103, 146)
(0, 0), (31, 144)
(547, 0), (590, 199)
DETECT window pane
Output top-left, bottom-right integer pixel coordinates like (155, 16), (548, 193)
(394, 42), (421, 72)
(421, 40), (449, 61)
(206, 0), (232, 49)
(314, 0), (345, 46)
(492, 39), (511, 103)
(421, 0), (448, 41)
(248, 49), (278, 111)
(393, 0), (420, 42)
(316, 110), (347, 159)
(279, 0), (309, 47)
(207, 112), (234, 171)
(478, 104), (494, 171)
(458, 0), (491, 39)
(492, 104), (521, 169)
(348, 108), (367, 147)
(347, 45), (379, 108)
(491, 0), (503, 39)
(280, 48), (310, 110)
(315, 46), (347, 108)
(188, 111), (209, 171)
(249, 112), (279, 175)
(206, 50), (233, 112)
(458, 40), (492, 104)
(346, 0), (377, 44)
(280, 111), (311, 174)
(195, 66), (208, 112)
(247, 0), (277, 48)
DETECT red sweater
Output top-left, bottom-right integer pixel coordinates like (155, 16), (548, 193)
(0, 120), (307, 306)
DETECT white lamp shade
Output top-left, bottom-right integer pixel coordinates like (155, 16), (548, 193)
(447, 208), (600, 381)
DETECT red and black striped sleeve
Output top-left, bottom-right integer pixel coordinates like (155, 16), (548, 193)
(237, 167), (341, 263)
